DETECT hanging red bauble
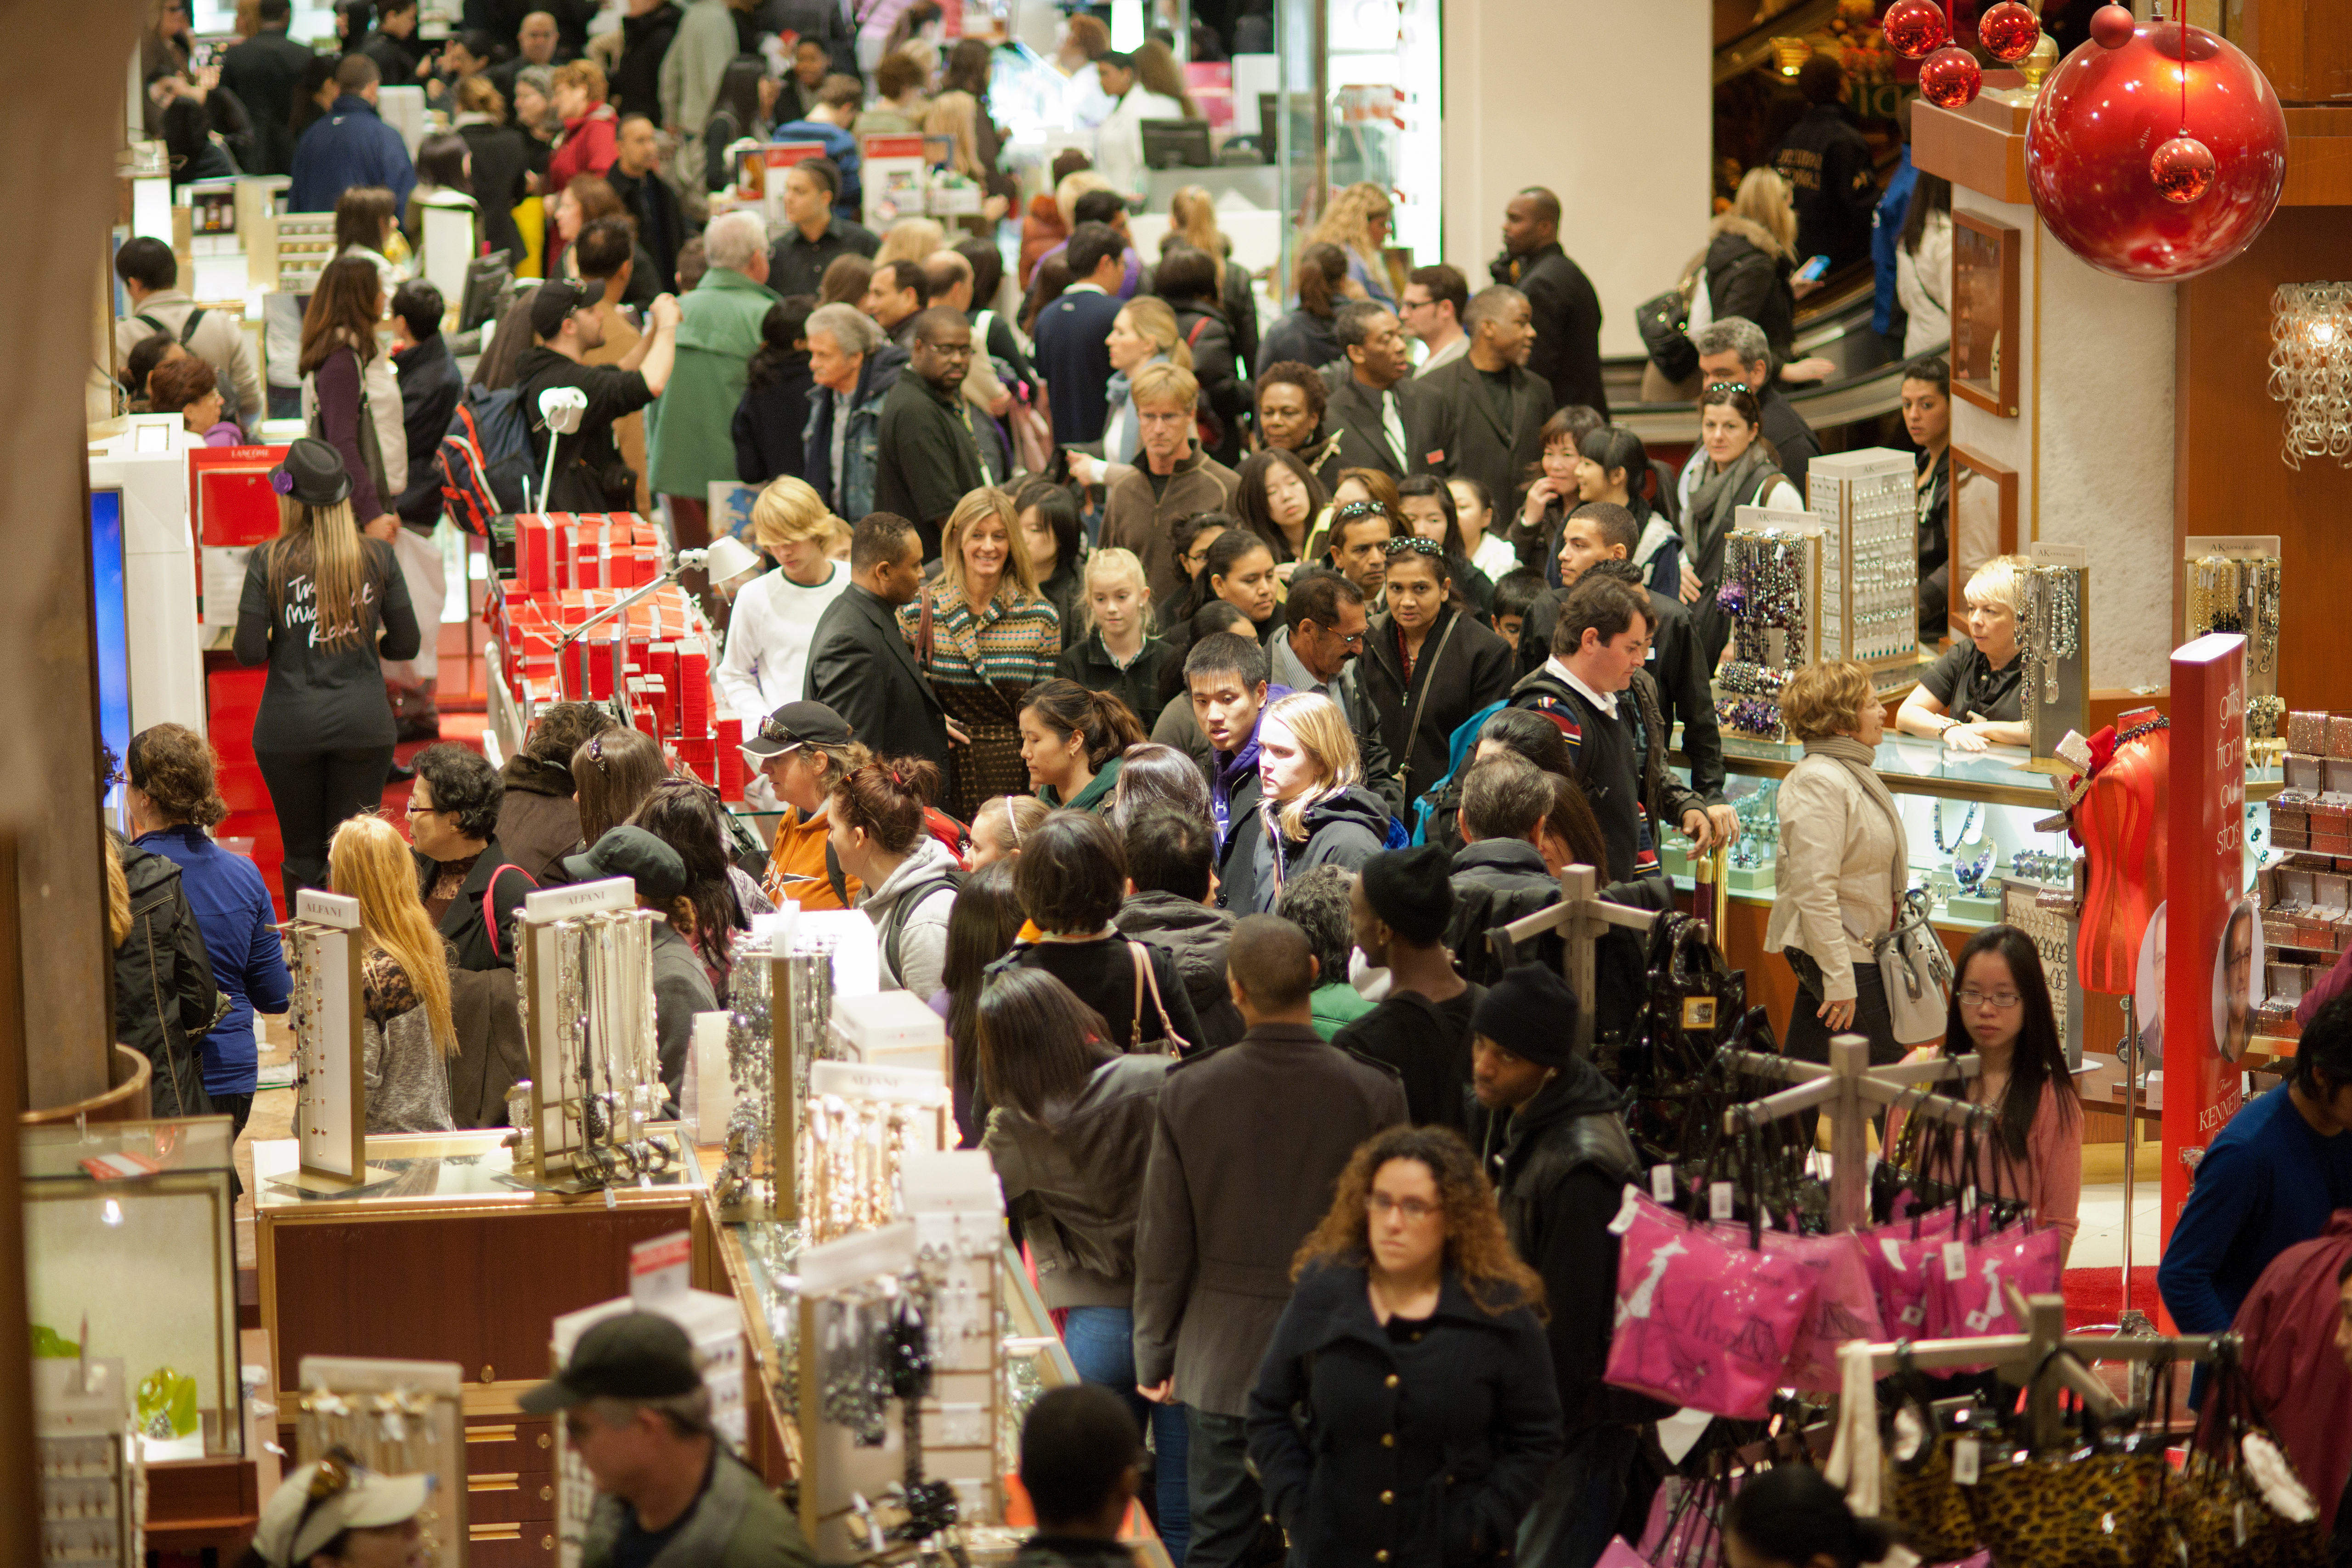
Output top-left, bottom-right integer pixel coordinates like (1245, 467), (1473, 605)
(2151, 135), (2217, 204)
(1979, 1), (2041, 64)
(2090, 4), (2135, 49)
(1882, 0), (1950, 60)
(1918, 45), (1983, 108)
(2025, 21), (2287, 280)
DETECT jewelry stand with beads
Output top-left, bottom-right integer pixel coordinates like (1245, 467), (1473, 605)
(513, 877), (671, 1192)
(284, 890), (369, 1191)
(2183, 535), (2284, 753)
(2019, 543), (2090, 770)
(1807, 449), (1921, 696)
(798, 1060), (949, 1246)
(293, 1358), (466, 1568)
(1713, 508), (1823, 742)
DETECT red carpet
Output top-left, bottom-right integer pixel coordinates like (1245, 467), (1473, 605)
(2061, 1266), (2162, 1330)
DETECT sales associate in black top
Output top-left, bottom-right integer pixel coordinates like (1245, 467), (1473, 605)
(235, 438), (421, 906)
(1895, 555), (2028, 751)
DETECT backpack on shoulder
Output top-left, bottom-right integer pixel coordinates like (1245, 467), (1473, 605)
(437, 382), (536, 537)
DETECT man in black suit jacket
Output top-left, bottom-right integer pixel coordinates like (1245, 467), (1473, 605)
(219, 0), (316, 175)
(1417, 285), (1550, 518)
(802, 513), (955, 770)
(1032, 222), (1129, 444)
(1491, 187), (1607, 419)
(1320, 301), (1429, 484)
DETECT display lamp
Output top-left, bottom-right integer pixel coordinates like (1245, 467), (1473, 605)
(1978, 1), (2041, 64)
(1770, 36), (1812, 77)
(1882, 0), (1949, 59)
(2267, 284), (2352, 471)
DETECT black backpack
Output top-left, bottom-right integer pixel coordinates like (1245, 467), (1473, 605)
(877, 866), (967, 983)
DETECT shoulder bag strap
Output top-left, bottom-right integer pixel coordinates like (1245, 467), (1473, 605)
(1126, 940), (1188, 1054)
(180, 306), (207, 345)
(134, 312), (170, 338)
(918, 586), (935, 668)
(825, 839), (848, 906)
(1395, 612), (1464, 796)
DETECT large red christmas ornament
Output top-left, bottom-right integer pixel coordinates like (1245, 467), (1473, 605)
(2090, 4), (2135, 49)
(1918, 45), (1983, 108)
(1979, 1), (2041, 64)
(2151, 135), (2217, 204)
(1882, 0), (1950, 60)
(2024, 20), (2288, 281)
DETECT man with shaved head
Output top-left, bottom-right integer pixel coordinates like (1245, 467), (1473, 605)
(873, 307), (992, 558)
(1131, 913), (1407, 1568)
(1492, 184), (1607, 419)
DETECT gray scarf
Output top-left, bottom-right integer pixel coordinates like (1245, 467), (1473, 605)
(1801, 735), (1909, 900)
(1683, 442), (1777, 583)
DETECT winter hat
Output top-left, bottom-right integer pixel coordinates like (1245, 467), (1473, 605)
(1471, 963), (1579, 1069)
(1360, 843), (1453, 945)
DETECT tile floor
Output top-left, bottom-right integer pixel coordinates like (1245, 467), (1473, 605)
(2068, 1180), (2164, 1270)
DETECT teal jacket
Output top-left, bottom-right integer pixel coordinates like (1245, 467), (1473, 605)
(647, 266), (779, 497)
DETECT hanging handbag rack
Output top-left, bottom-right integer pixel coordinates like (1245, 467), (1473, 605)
(1493, 863), (1665, 1054)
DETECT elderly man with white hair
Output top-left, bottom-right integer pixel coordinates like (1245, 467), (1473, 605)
(646, 209), (779, 574)
(800, 301), (909, 528)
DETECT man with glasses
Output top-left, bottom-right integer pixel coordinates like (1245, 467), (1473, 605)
(1266, 568), (1400, 811)
(873, 308), (990, 561)
(1101, 362), (1242, 613)
(1402, 263), (1470, 378)
(523, 1311), (814, 1568)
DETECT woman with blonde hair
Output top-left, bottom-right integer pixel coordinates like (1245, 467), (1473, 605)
(876, 215), (949, 270)
(968, 793), (1050, 870)
(545, 58), (617, 197)
(1307, 181), (1399, 309)
(1897, 554), (2029, 751)
(452, 73), (531, 266)
(1764, 659), (1908, 1091)
(328, 815), (458, 1134)
(1101, 295), (1192, 467)
(716, 476), (852, 719)
(233, 437), (421, 905)
(1703, 166), (1807, 373)
(1249, 691), (1391, 910)
(901, 489), (1063, 816)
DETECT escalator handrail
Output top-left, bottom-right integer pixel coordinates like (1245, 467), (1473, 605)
(1604, 340), (1951, 442)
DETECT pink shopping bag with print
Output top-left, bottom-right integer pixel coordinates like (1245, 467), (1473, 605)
(1604, 1188), (1818, 1421)
(1860, 1205), (1958, 1339)
(1921, 1218), (2064, 1366)
(1757, 1228), (1886, 1391)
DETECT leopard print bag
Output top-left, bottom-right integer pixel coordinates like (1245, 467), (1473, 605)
(2161, 1342), (2329, 1568)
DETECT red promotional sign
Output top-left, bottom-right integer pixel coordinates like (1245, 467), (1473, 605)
(188, 444), (288, 547)
(2162, 633), (2251, 1241)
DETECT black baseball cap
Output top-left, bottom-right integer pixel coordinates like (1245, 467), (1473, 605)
(529, 279), (588, 339)
(518, 1312), (701, 1414)
(743, 699), (855, 759)
(561, 824), (687, 902)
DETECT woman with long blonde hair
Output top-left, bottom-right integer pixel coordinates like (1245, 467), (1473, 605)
(875, 215), (949, 270)
(1100, 295), (1192, 467)
(232, 438), (421, 905)
(329, 814), (458, 1133)
(901, 488), (1062, 815)
(1307, 181), (1399, 309)
(1691, 165), (1832, 382)
(1248, 691), (1390, 911)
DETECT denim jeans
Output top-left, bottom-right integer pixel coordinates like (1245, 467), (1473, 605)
(1517, 1424), (1639, 1568)
(1061, 1306), (1190, 1564)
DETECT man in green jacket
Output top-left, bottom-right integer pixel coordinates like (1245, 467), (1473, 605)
(647, 209), (778, 572)
(524, 1311), (813, 1568)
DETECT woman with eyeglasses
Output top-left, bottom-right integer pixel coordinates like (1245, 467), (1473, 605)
(1356, 538), (1516, 806)
(1883, 925), (2083, 1260)
(1248, 1123), (1560, 1568)
(1679, 383), (1801, 664)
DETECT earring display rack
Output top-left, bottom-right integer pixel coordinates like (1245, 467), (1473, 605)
(2183, 534), (2285, 747)
(34, 1357), (141, 1568)
(285, 891), (367, 1189)
(2020, 543), (2090, 766)
(1806, 449), (1921, 692)
(799, 1061), (951, 1246)
(514, 877), (670, 1191)
(1999, 874), (2084, 1065)
(1715, 507), (1824, 742)
(293, 1358), (467, 1568)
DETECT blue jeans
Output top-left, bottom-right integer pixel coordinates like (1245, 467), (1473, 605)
(1061, 1305), (1190, 1564)
(1517, 1424), (1639, 1568)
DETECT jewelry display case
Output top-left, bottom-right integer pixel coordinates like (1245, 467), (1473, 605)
(2184, 536), (2285, 745)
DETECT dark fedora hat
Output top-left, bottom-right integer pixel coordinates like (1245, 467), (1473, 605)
(270, 436), (353, 508)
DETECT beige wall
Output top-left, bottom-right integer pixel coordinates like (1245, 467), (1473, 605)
(1441, 0), (1712, 358)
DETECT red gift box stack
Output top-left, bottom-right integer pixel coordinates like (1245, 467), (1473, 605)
(488, 512), (737, 794)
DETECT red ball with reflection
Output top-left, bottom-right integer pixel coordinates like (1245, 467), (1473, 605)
(2090, 4), (2135, 49)
(2024, 22), (2287, 281)
(1979, 1), (2041, 64)
(2151, 136), (2217, 204)
(1918, 45), (1983, 108)
(1883, 0), (1950, 60)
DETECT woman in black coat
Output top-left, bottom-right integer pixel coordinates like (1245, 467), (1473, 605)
(1248, 1124), (1561, 1568)
(109, 831), (222, 1118)
(732, 297), (818, 485)
(1355, 541), (1518, 808)
(1154, 243), (1250, 468)
(452, 75), (531, 268)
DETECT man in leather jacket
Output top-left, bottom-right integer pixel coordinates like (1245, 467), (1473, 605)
(1472, 964), (1666, 1568)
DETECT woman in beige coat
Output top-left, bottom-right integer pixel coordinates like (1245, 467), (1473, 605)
(1761, 660), (1909, 1075)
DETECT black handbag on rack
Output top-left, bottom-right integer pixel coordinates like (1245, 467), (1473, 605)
(1619, 914), (1748, 1159)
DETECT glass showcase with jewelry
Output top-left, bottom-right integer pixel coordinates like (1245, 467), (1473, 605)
(2184, 538), (2285, 746)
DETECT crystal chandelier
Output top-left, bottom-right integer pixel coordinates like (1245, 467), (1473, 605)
(2267, 283), (2352, 469)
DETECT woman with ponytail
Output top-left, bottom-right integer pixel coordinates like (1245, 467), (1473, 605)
(329, 815), (458, 1134)
(1018, 679), (1146, 813)
(829, 755), (961, 998)
(234, 436), (421, 906)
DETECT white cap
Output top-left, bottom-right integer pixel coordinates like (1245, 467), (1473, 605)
(251, 1456), (432, 1566)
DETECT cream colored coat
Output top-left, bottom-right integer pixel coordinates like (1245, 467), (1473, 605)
(1761, 736), (1908, 1002)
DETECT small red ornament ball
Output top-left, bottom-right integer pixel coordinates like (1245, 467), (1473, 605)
(2090, 3), (2135, 49)
(1882, 0), (1950, 60)
(1979, 1), (2041, 63)
(2151, 136), (2217, 204)
(1918, 45), (1983, 108)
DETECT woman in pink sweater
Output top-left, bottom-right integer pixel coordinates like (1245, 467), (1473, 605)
(1887, 925), (2084, 1261)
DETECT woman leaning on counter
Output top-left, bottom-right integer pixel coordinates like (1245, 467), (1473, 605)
(1896, 555), (2028, 752)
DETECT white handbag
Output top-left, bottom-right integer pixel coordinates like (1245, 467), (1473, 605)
(1875, 887), (1954, 1045)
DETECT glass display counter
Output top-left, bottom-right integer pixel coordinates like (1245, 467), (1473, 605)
(23, 1118), (241, 1460)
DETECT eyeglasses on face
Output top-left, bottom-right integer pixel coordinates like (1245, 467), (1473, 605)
(1956, 988), (2022, 1011)
(1366, 1192), (1438, 1221)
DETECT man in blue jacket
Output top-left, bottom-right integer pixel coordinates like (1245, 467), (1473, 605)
(773, 74), (864, 221)
(289, 54), (417, 214)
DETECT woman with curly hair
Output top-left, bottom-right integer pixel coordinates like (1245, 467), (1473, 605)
(1306, 181), (1400, 309)
(1247, 1123), (1561, 1568)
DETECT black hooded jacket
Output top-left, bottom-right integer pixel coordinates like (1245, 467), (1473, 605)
(1246, 783), (1392, 914)
(114, 836), (222, 1118)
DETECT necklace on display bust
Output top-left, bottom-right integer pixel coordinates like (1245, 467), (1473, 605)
(1933, 800), (1979, 854)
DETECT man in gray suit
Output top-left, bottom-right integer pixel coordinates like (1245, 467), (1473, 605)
(1134, 916), (1409, 1568)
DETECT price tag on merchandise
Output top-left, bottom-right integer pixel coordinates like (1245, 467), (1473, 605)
(1944, 1241), (1969, 1281)
(1709, 1181), (1734, 1222)
(1651, 1165), (1676, 1203)
(1608, 1186), (1640, 1236)
(1952, 1435), (1980, 1486)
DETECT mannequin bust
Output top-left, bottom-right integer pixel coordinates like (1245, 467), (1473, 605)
(2068, 719), (2171, 995)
